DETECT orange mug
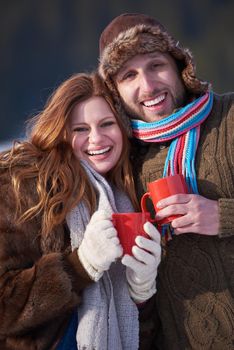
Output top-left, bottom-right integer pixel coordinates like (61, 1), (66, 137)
(112, 212), (152, 256)
(141, 174), (188, 225)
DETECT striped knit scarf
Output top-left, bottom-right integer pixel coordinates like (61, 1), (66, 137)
(131, 92), (214, 194)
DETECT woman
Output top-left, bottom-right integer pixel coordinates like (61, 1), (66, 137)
(0, 72), (160, 349)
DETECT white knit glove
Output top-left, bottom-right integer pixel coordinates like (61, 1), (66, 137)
(78, 210), (123, 281)
(121, 222), (161, 303)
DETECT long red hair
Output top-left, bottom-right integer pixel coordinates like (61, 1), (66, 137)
(0, 72), (138, 235)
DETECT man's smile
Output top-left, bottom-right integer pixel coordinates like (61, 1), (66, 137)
(141, 93), (166, 108)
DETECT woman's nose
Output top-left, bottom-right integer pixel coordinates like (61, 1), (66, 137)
(89, 128), (103, 143)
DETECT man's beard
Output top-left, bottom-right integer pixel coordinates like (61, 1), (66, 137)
(120, 100), (142, 120)
(119, 87), (188, 122)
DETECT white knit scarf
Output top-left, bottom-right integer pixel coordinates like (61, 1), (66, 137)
(66, 160), (139, 350)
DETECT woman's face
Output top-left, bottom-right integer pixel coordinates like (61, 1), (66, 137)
(68, 96), (123, 176)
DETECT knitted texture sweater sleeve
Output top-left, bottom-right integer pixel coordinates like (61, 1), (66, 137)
(198, 93), (234, 238)
(217, 94), (234, 237)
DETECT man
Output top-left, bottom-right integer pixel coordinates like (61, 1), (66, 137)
(98, 13), (234, 349)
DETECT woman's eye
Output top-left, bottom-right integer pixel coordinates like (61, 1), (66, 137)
(73, 127), (88, 132)
(101, 121), (115, 127)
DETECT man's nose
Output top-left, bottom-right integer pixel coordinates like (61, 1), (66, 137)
(139, 73), (155, 93)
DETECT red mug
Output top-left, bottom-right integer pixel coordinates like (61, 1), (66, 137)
(112, 212), (152, 256)
(141, 174), (188, 225)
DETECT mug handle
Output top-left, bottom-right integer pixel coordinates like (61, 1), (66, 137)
(141, 192), (156, 223)
(141, 192), (150, 212)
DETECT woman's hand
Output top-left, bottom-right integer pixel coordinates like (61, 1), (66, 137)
(122, 222), (161, 303)
(78, 210), (123, 281)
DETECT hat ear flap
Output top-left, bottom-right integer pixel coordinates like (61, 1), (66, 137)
(182, 63), (210, 94)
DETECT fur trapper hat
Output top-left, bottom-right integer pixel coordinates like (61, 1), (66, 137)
(98, 13), (210, 135)
(99, 13), (209, 94)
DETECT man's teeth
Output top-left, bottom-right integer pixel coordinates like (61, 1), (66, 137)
(143, 94), (165, 107)
(87, 147), (111, 155)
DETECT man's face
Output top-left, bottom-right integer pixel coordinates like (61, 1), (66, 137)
(115, 52), (187, 122)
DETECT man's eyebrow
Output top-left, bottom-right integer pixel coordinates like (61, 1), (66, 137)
(116, 63), (133, 76)
(148, 52), (161, 58)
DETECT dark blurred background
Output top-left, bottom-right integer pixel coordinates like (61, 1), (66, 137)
(1, 0), (233, 146)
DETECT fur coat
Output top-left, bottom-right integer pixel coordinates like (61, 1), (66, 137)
(0, 167), (92, 350)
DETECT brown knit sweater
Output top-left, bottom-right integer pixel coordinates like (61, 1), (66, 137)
(133, 93), (234, 349)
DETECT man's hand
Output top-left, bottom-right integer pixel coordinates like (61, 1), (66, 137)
(155, 194), (219, 235)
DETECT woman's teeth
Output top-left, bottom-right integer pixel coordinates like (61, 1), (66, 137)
(86, 147), (111, 156)
(143, 93), (165, 107)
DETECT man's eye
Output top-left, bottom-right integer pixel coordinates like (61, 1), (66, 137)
(122, 71), (136, 81)
(151, 62), (163, 69)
